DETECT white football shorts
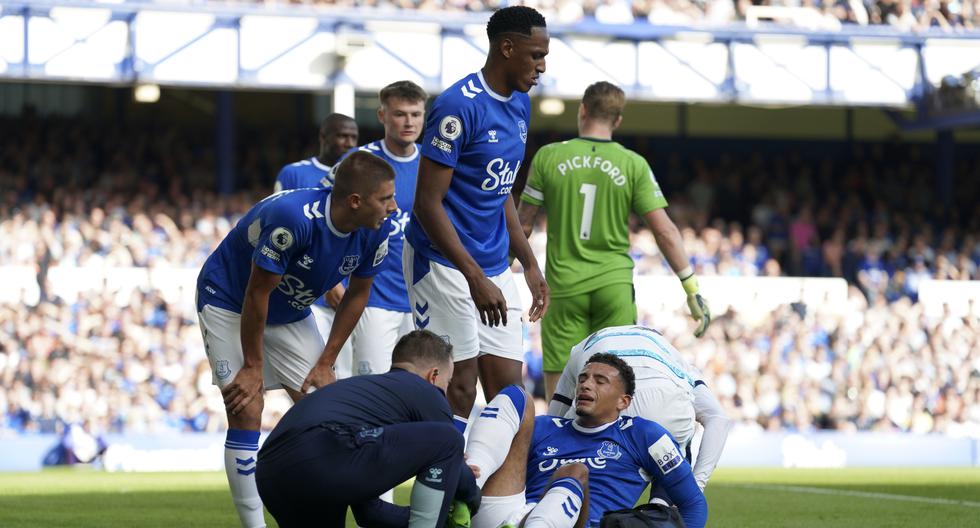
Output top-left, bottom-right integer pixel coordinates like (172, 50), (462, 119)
(197, 304), (324, 392)
(403, 240), (524, 363)
(349, 306), (414, 376)
(627, 378), (697, 449)
(311, 303), (354, 380)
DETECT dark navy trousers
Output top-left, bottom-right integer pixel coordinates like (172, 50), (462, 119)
(256, 421), (465, 528)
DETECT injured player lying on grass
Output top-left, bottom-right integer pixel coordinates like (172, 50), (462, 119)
(462, 353), (707, 528)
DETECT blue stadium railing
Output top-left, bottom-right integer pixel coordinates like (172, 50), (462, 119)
(2, 0), (980, 107)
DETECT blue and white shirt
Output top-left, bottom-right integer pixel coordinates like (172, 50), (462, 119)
(405, 71), (531, 276)
(197, 188), (393, 325)
(528, 416), (708, 528)
(274, 156), (334, 193)
(552, 326), (704, 416)
(273, 156), (335, 311)
(340, 141), (418, 313)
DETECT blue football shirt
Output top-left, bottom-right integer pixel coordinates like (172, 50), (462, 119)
(405, 71), (531, 276)
(274, 156), (335, 193)
(273, 156), (337, 311)
(197, 188), (393, 325)
(339, 141), (418, 312)
(527, 416), (706, 527)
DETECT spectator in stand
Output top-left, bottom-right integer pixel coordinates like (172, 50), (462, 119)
(61, 0), (980, 31)
(1, 114), (979, 440)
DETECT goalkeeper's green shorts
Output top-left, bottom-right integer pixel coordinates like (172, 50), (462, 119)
(541, 283), (636, 373)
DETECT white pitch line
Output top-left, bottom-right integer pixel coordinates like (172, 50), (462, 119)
(730, 484), (980, 508)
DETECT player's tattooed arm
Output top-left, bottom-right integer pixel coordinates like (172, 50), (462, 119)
(414, 156), (509, 327)
(516, 199), (540, 239)
(225, 263), (281, 415)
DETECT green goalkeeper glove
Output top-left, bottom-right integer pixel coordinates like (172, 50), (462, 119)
(445, 501), (472, 528)
(679, 269), (711, 338)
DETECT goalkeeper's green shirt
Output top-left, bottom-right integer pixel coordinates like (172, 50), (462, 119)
(521, 137), (668, 298)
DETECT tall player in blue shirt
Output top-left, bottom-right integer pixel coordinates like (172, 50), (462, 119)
(197, 151), (396, 528)
(404, 5), (551, 433)
(344, 81), (427, 376)
(274, 113), (359, 378)
(463, 354), (708, 528)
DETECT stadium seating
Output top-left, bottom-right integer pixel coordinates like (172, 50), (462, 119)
(1, 115), (977, 439)
(94, 0), (980, 31)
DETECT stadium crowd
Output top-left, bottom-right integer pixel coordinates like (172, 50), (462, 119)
(0, 118), (978, 439)
(109, 0), (980, 32)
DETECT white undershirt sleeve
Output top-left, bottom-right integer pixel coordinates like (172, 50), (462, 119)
(692, 384), (733, 490)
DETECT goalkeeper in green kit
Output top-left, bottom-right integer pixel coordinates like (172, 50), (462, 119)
(518, 81), (711, 400)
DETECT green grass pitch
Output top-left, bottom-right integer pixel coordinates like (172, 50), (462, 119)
(0, 467), (977, 527)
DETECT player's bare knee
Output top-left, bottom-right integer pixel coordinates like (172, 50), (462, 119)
(521, 389), (534, 424)
(516, 387), (535, 436)
(227, 394), (264, 430)
(553, 462), (589, 487)
(449, 380), (477, 402)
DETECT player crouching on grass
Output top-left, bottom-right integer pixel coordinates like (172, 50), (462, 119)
(255, 330), (481, 528)
(463, 354), (707, 528)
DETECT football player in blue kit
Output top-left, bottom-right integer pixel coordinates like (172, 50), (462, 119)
(464, 354), (708, 528)
(197, 151), (396, 528)
(344, 80), (427, 376)
(273, 112), (360, 378)
(404, 5), (551, 435)
(549, 326), (733, 495)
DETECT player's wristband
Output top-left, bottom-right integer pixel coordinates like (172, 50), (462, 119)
(677, 266), (699, 295)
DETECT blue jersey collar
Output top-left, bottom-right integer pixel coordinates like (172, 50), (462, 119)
(324, 196), (350, 238)
(477, 71), (512, 102)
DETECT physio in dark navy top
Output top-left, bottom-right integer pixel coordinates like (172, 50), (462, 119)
(256, 330), (481, 528)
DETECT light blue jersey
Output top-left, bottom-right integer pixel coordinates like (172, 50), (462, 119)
(405, 71), (531, 276)
(274, 156), (334, 193)
(528, 416), (707, 527)
(197, 188), (393, 325)
(339, 141), (418, 313)
(578, 326), (702, 388)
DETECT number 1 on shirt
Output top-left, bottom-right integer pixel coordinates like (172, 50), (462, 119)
(579, 183), (597, 240)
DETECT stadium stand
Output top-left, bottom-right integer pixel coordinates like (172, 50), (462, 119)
(95, 0), (980, 31)
(1, 114), (977, 439)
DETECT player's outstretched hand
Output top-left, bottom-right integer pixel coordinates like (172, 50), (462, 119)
(467, 275), (508, 327)
(222, 365), (263, 416)
(524, 267), (550, 323)
(301, 361), (337, 393)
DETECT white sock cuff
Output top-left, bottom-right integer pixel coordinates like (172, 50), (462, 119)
(525, 480), (583, 528)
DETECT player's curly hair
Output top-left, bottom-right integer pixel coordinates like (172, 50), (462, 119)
(585, 353), (636, 397)
(486, 6), (546, 42)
